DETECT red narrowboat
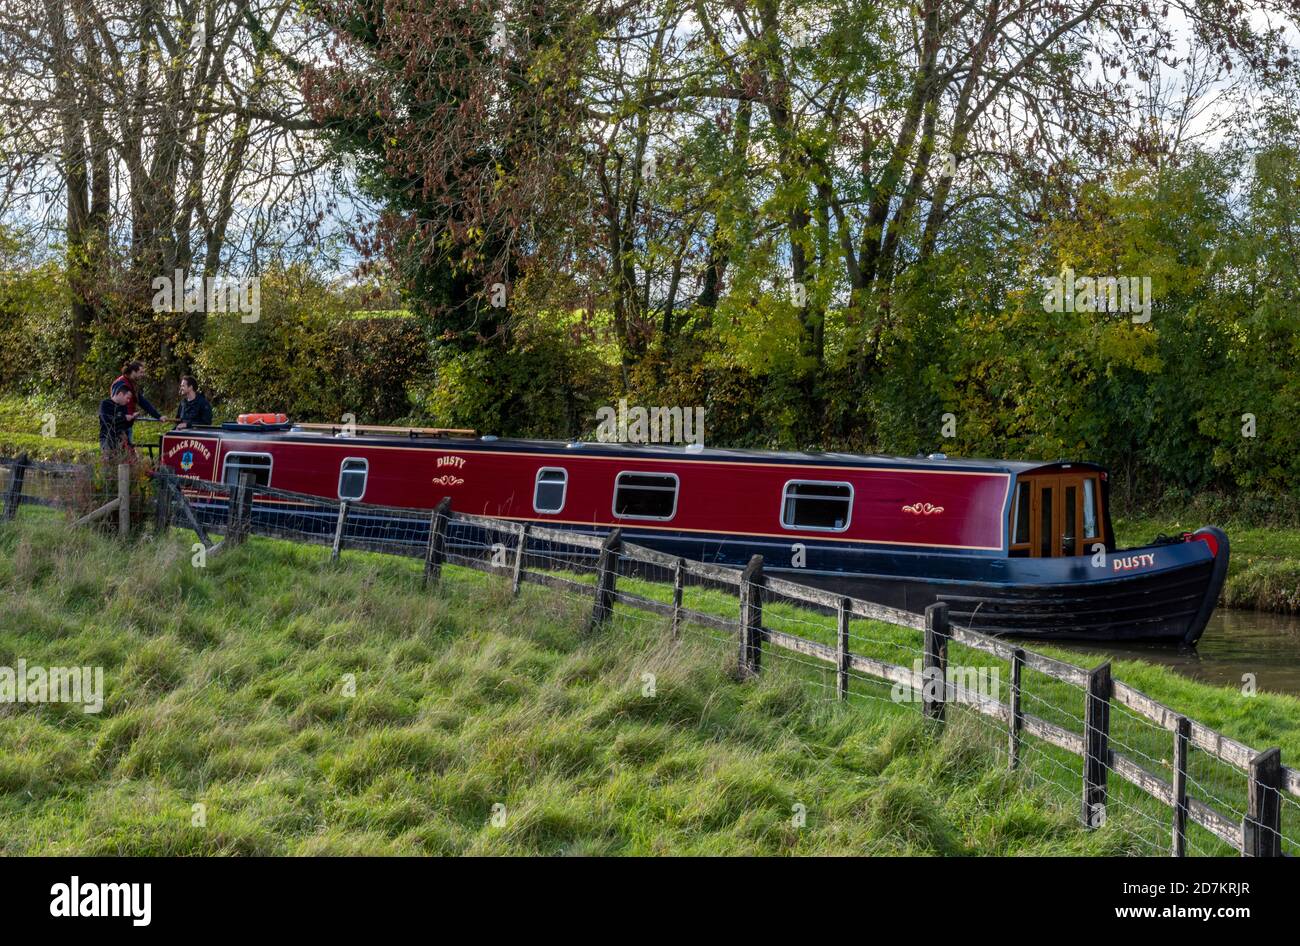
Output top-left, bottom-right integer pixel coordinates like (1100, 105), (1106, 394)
(159, 420), (1229, 645)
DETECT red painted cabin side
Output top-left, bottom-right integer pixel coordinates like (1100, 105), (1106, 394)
(161, 431), (1013, 553)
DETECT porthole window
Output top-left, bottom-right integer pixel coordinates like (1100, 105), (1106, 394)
(338, 458), (368, 501)
(534, 468), (568, 514)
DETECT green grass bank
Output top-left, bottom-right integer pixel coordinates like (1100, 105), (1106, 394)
(1, 512), (1297, 855)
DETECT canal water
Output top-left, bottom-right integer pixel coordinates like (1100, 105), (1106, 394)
(1061, 610), (1300, 696)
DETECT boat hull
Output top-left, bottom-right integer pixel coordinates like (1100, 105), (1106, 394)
(620, 527), (1229, 645)
(786, 554), (1224, 644)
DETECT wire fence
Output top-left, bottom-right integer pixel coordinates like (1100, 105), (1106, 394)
(4, 456), (1297, 858)
(1, 453), (146, 532)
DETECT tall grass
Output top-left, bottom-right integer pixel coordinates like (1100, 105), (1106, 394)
(0, 514), (1159, 856)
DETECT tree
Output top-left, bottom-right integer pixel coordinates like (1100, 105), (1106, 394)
(303, 0), (602, 350)
(0, 0), (337, 388)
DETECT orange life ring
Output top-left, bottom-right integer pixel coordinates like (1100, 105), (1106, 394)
(237, 413), (288, 425)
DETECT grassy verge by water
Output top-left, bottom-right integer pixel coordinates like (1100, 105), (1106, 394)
(616, 570), (1300, 857)
(0, 394), (176, 461)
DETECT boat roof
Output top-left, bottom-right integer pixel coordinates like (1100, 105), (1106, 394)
(169, 425), (1103, 476)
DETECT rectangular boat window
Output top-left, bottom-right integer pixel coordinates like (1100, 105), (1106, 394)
(1063, 485), (1078, 556)
(781, 481), (853, 531)
(338, 458), (368, 501)
(1083, 478), (1098, 539)
(534, 467), (567, 514)
(222, 453), (272, 487)
(1012, 481), (1031, 546)
(613, 472), (678, 519)
(1038, 486), (1053, 557)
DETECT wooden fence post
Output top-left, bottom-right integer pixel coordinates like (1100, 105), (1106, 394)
(736, 554), (765, 680)
(1172, 715), (1190, 857)
(239, 472), (254, 540)
(331, 501), (350, 562)
(117, 463), (131, 538)
(225, 472), (253, 546)
(170, 476), (212, 549)
(1243, 747), (1283, 857)
(587, 529), (622, 632)
(1009, 647), (1024, 770)
(225, 477), (240, 544)
(423, 497), (451, 587)
(670, 558), (684, 639)
(511, 524), (528, 595)
(4, 452), (29, 520)
(836, 597), (851, 701)
(171, 475), (211, 543)
(922, 602), (949, 722)
(153, 468), (173, 533)
(1082, 661), (1113, 828)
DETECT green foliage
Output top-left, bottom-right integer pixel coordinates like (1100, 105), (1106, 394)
(861, 146), (1300, 498)
(195, 266), (430, 422)
(6, 109), (1300, 513)
(0, 231), (69, 394)
(412, 324), (615, 437)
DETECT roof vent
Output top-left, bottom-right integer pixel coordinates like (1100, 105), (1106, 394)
(927, 452), (947, 460)
(684, 442), (704, 453)
(566, 440), (584, 449)
(480, 435), (498, 441)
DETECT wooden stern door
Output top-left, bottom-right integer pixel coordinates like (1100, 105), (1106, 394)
(1026, 473), (1099, 557)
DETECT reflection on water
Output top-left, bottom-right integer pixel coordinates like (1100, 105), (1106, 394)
(1059, 610), (1300, 696)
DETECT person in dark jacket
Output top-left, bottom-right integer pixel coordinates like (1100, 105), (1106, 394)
(175, 375), (213, 429)
(112, 362), (165, 441)
(98, 387), (133, 455)
(111, 361), (165, 443)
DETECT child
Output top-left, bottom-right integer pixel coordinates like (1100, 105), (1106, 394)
(99, 385), (135, 456)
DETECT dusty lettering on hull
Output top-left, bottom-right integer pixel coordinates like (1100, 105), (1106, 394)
(1112, 552), (1156, 572)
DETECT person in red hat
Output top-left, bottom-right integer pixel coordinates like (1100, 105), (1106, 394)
(111, 361), (166, 445)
